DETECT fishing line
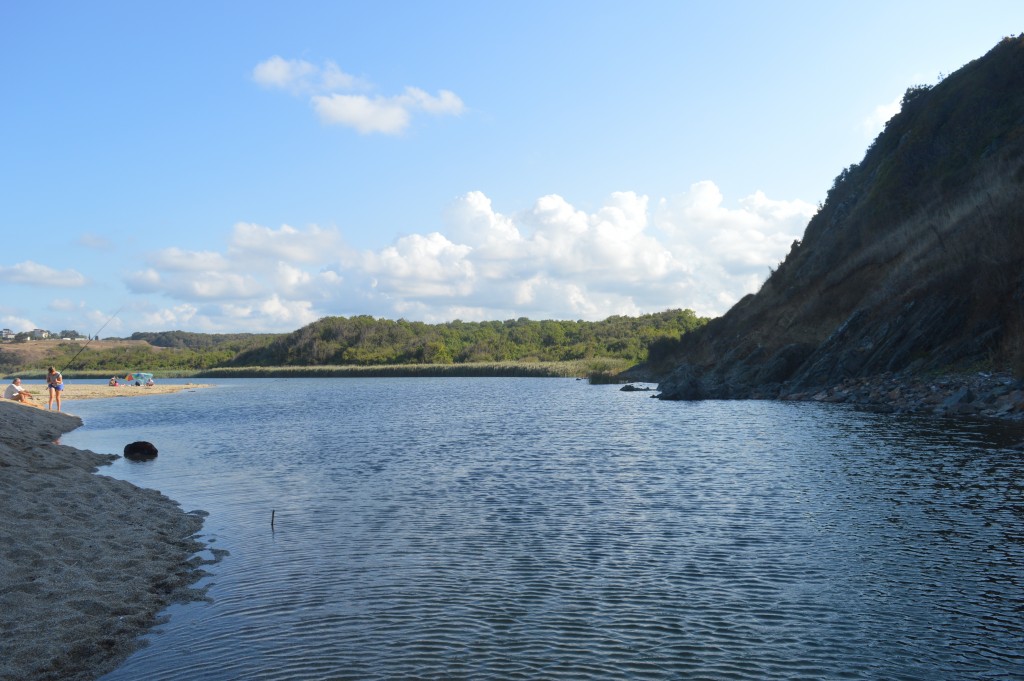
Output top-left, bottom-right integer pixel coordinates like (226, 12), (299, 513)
(60, 305), (124, 374)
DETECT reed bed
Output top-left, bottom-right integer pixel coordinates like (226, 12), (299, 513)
(194, 359), (632, 380)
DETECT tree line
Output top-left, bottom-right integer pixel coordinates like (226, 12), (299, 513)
(1, 310), (707, 375)
(227, 310), (707, 367)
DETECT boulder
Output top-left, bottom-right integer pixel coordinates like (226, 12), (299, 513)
(123, 441), (158, 461)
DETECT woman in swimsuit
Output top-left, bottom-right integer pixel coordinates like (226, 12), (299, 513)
(47, 366), (63, 411)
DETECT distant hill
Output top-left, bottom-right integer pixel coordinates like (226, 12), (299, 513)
(228, 310), (706, 367)
(128, 330), (280, 351)
(2, 313), (707, 376)
(656, 35), (1024, 399)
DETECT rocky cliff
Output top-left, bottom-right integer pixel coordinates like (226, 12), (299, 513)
(657, 35), (1024, 402)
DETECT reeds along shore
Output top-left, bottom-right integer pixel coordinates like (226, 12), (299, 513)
(0, 399), (209, 681)
(194, 359), (632, 380)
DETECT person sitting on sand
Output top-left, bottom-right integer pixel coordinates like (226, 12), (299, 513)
(46, 366), (63, 411)
(109, 376), (118, 386)
(4, 378), (36, 404)
(145, 378), (155, 387)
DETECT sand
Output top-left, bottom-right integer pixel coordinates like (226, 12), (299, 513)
(6, 381), (212, 408)
(0, 397), (212, 681)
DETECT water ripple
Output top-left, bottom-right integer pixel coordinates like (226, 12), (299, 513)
(58, 378), (1024, 681)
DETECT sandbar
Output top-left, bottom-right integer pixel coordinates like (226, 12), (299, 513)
(0, 399), (209, 681)
(6, 381), (211, 407)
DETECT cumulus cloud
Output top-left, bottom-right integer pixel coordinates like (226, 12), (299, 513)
(0, 261), (88, 287)
(862, 95), (902, 139)
(254, 56), (464, 135)
(117, 183), (815, 332)
(362, 233), (474, 294)
(0, 314), (37, 333)
(312, 94), (411, 134)
(229, 222), (346, 263)
(124, 268), (162, 293)
(252, 56), (359, 94)
(312, 87), (464, 135)
(150, 248), (230, 272)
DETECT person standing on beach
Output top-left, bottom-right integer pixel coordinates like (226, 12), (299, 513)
(4, 378), (36, 404)
(46, 366), (63, 411)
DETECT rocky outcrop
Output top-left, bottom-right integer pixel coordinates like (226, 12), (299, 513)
(656, 36), (1024, 410)
(791, 371), (1024, 421)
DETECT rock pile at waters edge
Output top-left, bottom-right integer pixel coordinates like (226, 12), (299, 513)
(784, 371), (1024, 421)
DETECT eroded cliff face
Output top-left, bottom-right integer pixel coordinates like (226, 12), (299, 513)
(658, 35), (1024, 401)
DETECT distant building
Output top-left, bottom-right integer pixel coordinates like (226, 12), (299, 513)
(31, 329), (50, 339)
(1, 328), (14, 341)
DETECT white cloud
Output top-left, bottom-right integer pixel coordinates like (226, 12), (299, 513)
(133, 304), (199, 331)
(0, 261), (88, 287)
(256, 295), (318, 326)
(446, 187), (524, 248)
(398, 87), (464, 115)
(0, 315), (37, 333)
(253, 57), (362, 94)
(312, 94), (411, 134)
(229, 222), (347, 263)
(124, 268), (162, 293)
(105, 184), (814, 332)
(253, 56), (315, 90)
(124, 268), (261, 300)
(150, 247), (230, 271)
(312, 87), (465, 135)
(361, 232), (475, 297)
(655, 181), (813, 278)
(255, 55), (464, 135)
(48, 298), (81, 312)
(862, 95), (902, 139)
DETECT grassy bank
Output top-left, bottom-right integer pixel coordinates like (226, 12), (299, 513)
(6, 360), (637, 383)
(193, 359), (633, 380)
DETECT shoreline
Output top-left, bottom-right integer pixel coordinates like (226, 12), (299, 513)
(5, 382), (212, 408)
(0, 399), (211, 681)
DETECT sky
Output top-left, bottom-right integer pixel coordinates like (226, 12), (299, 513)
(2, 2), (1021, 336)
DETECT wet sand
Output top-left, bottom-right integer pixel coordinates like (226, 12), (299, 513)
(0, 397), (210, 681)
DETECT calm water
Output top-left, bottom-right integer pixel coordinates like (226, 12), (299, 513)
(61, 378), (1024, 680)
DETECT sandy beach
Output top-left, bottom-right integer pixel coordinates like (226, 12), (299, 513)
(0, 394), (212, 680)
(5, 381), (212, 408)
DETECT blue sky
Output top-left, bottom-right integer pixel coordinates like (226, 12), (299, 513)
(2, 2), (1021, 336)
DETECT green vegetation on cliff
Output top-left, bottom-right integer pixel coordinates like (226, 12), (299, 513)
(656, 35), (1024, 399)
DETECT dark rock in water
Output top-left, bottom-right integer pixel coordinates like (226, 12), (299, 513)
(124, 441), (158, 460)
(620, 384), (655, 392)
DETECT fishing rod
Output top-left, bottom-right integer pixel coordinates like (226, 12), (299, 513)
(60, 305), (124, 374)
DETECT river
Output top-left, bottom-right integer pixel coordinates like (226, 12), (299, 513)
(62, 377), (1024, 680)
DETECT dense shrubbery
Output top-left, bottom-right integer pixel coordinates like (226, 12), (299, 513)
(2, 310), (708, 375)
(129, 330), (277, 352)
(229, 309), (707, 367)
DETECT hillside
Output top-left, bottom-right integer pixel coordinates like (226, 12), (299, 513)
(656, 35), (1024, 400)
(1, 311), (707, 376)
(0, 340), (165, 375)
(229, 310), (706, 367)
